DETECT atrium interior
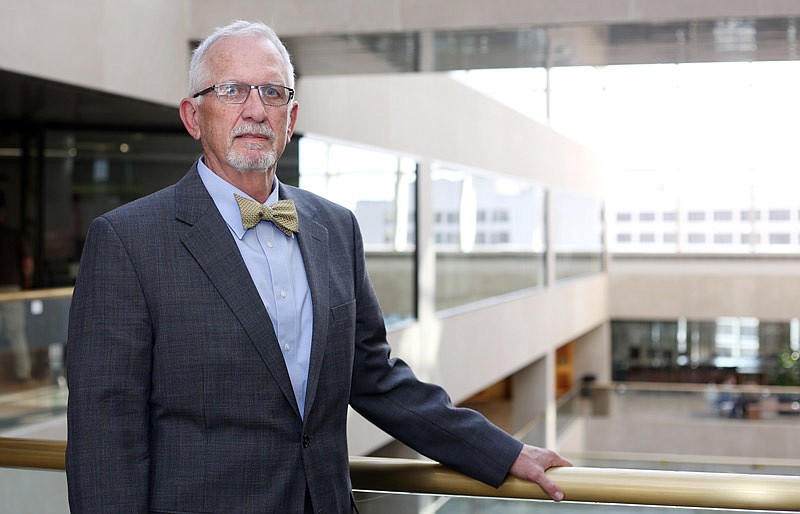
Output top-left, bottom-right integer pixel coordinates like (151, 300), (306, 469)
(1, 1), (799, 512)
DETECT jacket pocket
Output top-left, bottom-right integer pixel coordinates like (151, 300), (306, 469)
(331, 299), (356, 324)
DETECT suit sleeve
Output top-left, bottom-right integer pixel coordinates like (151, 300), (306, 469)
(66, 216), (152, 513)
(346, 213), (523, 488)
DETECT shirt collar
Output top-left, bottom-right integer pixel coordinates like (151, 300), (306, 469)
(196, 157), (282, 240)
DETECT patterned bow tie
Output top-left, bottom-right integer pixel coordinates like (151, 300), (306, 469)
(234, 194), (299, 236)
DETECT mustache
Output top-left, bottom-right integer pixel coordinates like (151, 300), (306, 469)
(230, 123), (275, 141)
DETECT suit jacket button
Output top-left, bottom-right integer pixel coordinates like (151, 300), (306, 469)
(302, 435), (311, 448)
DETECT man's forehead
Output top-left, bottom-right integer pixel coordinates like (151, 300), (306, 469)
(208, 35), (278, 59)
(206, 36), (286, 81)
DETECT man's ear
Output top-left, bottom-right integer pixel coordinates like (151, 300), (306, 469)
(286, 101), (299, 142)
(179, 98), (202, 140)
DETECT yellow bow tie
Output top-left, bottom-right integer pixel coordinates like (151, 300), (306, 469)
(234, 194), (299, 236)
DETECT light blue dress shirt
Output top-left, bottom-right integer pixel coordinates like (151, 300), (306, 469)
(197, 159), (313, 417)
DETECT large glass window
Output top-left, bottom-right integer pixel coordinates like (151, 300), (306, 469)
(41, 130), (201, 286)
(551, 189), (604, 280)
(612, 318), (793, 384)
(298, 137), (417, 326)
(432, 165), (546, 311)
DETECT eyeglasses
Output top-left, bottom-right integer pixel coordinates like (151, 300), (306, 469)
(192, 82), (295, 106)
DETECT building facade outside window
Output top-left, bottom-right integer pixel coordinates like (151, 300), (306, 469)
(432, 164), (546, 311)
(298, 136), (417, 326)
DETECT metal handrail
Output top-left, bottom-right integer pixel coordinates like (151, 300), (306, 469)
(0, 287), (73, 303)
(0, 437), (65, 470)
(2, 438), (799, 511)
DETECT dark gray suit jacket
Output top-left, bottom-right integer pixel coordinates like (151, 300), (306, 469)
(66, 164), (522, 513)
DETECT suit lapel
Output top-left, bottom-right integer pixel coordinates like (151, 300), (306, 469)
(175, 168), (301, 418)
(282, 187), (330, 420)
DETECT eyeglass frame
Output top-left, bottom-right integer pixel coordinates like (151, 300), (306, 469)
(192, 82), (295, 106)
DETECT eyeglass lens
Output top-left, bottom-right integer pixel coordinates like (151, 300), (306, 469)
(217, 83), (291, 105)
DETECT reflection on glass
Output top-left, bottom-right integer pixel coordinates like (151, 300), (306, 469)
(354, 490), (771, 513)
(299, 137), (417, 325)
(0, 466), (68, 513)
(43, 130), (200, 286)
(551, 189), (604, 281)
(556, 387), (581, 438)
(0, 292), (69, 437)
(433, 165), (546, 311)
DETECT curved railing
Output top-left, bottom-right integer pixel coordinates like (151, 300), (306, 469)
(2, 438), (799, 511)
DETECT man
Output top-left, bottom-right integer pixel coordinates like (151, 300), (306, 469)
(66, 20), (570, 513)
(0, 196), (33, 384)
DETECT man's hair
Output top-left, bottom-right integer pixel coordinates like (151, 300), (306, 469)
(188, 20), (295, 97)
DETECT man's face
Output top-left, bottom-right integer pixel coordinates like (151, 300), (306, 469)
(182, 35), (298, 181)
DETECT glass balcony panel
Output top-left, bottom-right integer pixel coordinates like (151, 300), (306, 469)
(580, 382), (800, 474)
(436, 252), (546, 310)
(570, 454), (800, 476)
(587, 383), (800, 423)
(433, 165), (546, 311)
(551, 189), (604, 281)
(556, 387), (582, 438)
(519, 415), (546, 448)
(554, 252), (604, 280)
(354, 491), (797, 513)
(0, 467), (68, 514)
(0, 291), (70, 438)
(299, 137), (417, 326)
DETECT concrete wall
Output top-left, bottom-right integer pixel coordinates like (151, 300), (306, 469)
(188, 0), (800, 38)
(1, 0), (190, 105)
(609, 256), (800, 321)
(295, 72), (605, 194)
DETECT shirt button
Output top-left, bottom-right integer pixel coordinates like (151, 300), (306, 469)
(280, 290), (287, 298)
(267, 241), (273, 248)
(284, 343), (291, 352)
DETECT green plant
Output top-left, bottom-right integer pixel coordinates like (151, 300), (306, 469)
(771, 349), (800, 387)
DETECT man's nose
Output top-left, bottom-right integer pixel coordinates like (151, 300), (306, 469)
(241, 89), (267, 122)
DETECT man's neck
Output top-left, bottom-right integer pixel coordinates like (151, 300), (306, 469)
(202, 157), (275, 203)
(231, 172), (275, 204)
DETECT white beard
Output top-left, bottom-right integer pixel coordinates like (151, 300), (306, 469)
(226, 146), (277, 173)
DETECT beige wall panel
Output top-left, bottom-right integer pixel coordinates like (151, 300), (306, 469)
(295, 73), (605, 195)
(189, 0), (800, 37)
(1, 0), (190, 105)
(610, 258), (800, 321)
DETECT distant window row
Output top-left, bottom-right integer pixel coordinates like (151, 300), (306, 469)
(616, 209), (796, 223)
(435, 232), (511, 244)
(616, 232), (798, 245)
(616, 209), (800, 223)
(433, 209), (511, 224)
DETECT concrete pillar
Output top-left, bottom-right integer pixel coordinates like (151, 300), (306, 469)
(511, 355), (557, 448)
